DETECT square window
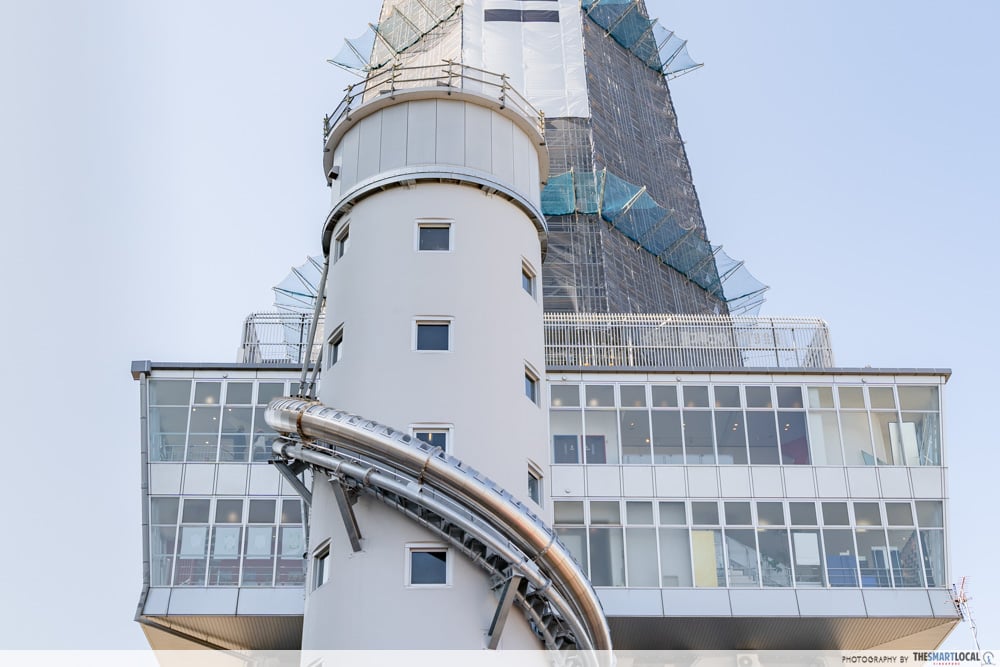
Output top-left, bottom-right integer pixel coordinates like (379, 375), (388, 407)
(417, 223), (451, 251)
(416, 322), (450, 351)
(334, 224), (350, 260)
(413, 427), (449, 452)
(327, 326), (343, 368)
(406, 545), (449, 586)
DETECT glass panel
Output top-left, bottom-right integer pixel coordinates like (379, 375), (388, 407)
(251, 432), (277, 463)
(659, 502), (686, 525)
(724, 502), (752, 525)
(589, 527), (625, 586)
(838, 386), (865, 409)
(807, 386), (834, 409)
(555, 526), (589, 573)
(178, 525), (208, 557)
(824, 529), (858, 586)
(898, 385), (939, 411)
(916, 501), (944, 528)
(181, 499), (210, 523)
(778, 412), (810, 464)
(149, 406), (188, 434)
(746, 411), (777, 464)
(626, 501), (654, 525)
(209, 526), (242, 585)
(692, 529), (725, 587)
(550, 385), (580, 407)
(715, 410), (747, 464)
(870, 412), (898, 465)
(194, 382), (222, 405)
(757, 502), (784, 526)
(757, 529), (792, 586)
(807, 412), (843, 465)
(854, 502), (882, 526)
(683, 411), (715, 464)
(249, 499), (276, 523)
(789, 502), (817, 526)
(410, 550), (448, 584)
(554, 501), (585, 524)
(590, 501), (620, 525)
(841, 412), (875, 465)
(585, 385), (615, 407)
(714, 386), (740, 408)
(651, 385), (678, 407)
(584, 411), (619, 464)
(658, 528), (692, 586)
(220, 407), (252, 462)
(215, 499), (243, 524)
(626, 527), (659, 586)
(856, 528), (891, 587)
(150, 433), (186, 462)
(901, 412), (941, 465)
(150, 526), (177, 586)
(919, 529), (945, 587)
(745, 386), (773, 408)
(243, 526), (275, 586)
(651, 411), (683, 463)
(418, 226), (450, 251)
(822, 502), (850, 526)
(188, 405), (221, 462)
(682, 385), (709, 408)
(726, 529), (759, 586)
(691, 501), (718, 525)
(620, 385), (646, 407)
(791, 530), (825, 586)
(776, 386), (804, 408)
(869, 386), (896, 410)
(885, 503), (914, 526)
(277, 527), (306, 586)
(226, 382), (253, 405)
(257, 382), (285, 405)
(186, 434), (218, 462)
(416, 324), (449, 350)
(550, 410), (582, 464)
(150, 497), (179, 524)
(149, 380), (191, 405)
(620, 409), (651, 463)
(887, 529), (923, 587)
(281, 499), (303, 524)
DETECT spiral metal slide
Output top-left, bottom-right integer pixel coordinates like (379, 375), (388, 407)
(266, 397), (613, 654)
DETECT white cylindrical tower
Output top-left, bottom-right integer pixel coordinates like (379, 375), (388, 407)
(302, 68), (552, 649)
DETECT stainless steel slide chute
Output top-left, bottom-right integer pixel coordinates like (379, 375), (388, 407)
(266, 397), (612, 654)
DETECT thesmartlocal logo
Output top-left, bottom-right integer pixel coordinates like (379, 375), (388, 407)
(910, 650), (992, 665)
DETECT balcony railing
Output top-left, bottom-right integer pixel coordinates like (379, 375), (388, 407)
(544, 313), (834, 369)
(240, 312), (321, 364)
(323, 60), (545, 144)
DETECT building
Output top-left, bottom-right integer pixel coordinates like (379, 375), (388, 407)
(131, 0), (958, 653)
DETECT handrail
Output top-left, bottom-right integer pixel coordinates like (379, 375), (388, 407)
(266, 397), (612, 653)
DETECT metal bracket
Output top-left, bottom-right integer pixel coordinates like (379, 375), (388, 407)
(271, 460), (312, 507)
(486, 574), (526, 650)
(329, 477), (363, 552)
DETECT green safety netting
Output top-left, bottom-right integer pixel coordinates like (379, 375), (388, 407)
(581, 0), (702, 78)
(328, 0), (459, 73)
(541, 170), (768, 315)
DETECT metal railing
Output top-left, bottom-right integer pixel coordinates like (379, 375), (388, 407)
(323, 60), (545, 144)
(240, 312), (322, 364)
(543, 313), (834, 369)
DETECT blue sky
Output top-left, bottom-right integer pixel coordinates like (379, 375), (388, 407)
(0, 0), (996, 651)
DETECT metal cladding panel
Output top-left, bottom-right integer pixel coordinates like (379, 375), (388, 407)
(405, 100), (437, 164)
(464, 103), (493, 172)
(606, 616), (957, 651)
(435, 100), (466, 165)
(143, 613), (304, 651)
(355, 112), (383, 182)
(379, 103), (408, 171)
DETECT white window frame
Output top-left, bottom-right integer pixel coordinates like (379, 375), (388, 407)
(413, 317), (453, 352)
(326, 325), (344, 369)
(410, 423), (453, 454)
(334, 223), (350, 261)
(313, 540), (332, 590)
(414, 219), (454, 252)
(404, 542), (451, 588)
(527, 460), (544, 507)
(521, 258), (537, 298)
(524, 363), (540, 405)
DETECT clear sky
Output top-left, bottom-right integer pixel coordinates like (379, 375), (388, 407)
(0, 0), (996, 652)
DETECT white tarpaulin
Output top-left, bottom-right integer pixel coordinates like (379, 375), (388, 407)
(464, 0), (590, 118)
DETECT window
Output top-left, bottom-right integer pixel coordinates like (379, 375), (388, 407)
(406, 544), (449, 586)
(313, 543), (331, 590)
(334, 224), (350, 260)
(415, 321), (450, 351)
(521, 260), (536, 297)
(412, 425), (451, 453)
(416, 221), (451, 251)
(524, 366), (539, 404)
(528, 465), (543, 506)
(327, 326), (343, 368)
